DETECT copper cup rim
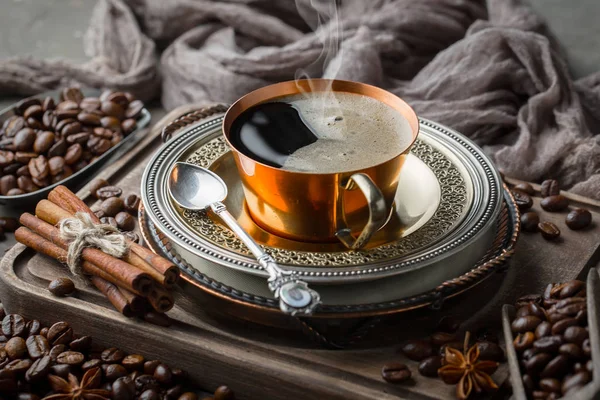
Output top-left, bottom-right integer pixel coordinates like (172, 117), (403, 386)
(222, 78), (420, 176)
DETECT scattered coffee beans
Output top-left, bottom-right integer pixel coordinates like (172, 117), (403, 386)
(538, 222), (561, 241)
(512, 281), (592, 398)
(47, 278), (75, 297)
(565, 209), (592, 230)
(514, 182), (535, 195)
(0, 89), (144, 196)
(0, 312), (231, 399)
(521, 211), (540, 232)
(541, 180), (560, 197)
(540, 195), (569, 212)
(381, 362), (412, 383)
(512, 190), (533, 210)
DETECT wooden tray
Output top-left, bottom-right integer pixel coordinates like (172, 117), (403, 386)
(1, 105), (599, 399)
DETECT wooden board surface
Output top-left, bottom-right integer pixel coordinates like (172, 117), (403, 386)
(0, 106), (599, 399)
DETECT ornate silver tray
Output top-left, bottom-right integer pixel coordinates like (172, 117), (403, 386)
(142, 115), (502, 290)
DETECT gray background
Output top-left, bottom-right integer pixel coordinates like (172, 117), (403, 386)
(0, 0), (598, 108)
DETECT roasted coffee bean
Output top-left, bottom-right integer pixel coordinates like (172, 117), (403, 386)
(121, 119), (137, 134)
(64, 143), (82, 165)
(5, 358), (32, 374)
(165, 385), (184, 400)
(5, 337), (27, 359)
(538, 222), (560, 240)
(522, 374), (535, 393)
(28, 156), (49, 180)
(55, 118), (73, 133)
(540, 195), (569, 212)
(46, 322), (73, 345)
(23, 105), (43, 121)
(381, 362), (411, 383)
(42, 110), (56, 129)
(31, 176), (50, 188)
(25, 319), (41, 336)
(139, 389), (160, 400)
(52, 165), (73, 183)
(476, 341), (504, 361)
(400, 339), (434, 361)
(509, 335), (531, 357)
(66, 132), (90, 145)
(33, 131), (54, 154)
(47, 139), (67, 158)
(430, 332), (456, 347)
(77, 112), (102, 126)
(100, 197), (124, 217)
(115, 212), (135, 231)
(56, 109), (79, 121)
(153, 363), (173, 385)
(214, 386), (235, 400)
(539, 378), (561, 393)
(135, 374), (160, 392)
(0, 150), (15, 167)
(47, 278), (75, 297)
(101, 101), (125, 119)
(525, 352), (553, 376)
(81, 358), (102, 371)
(564, 326), (588, 346)
(143, 360), (161, 375)
(72, 159), (88, 172)
(125, 100), (144, 119)
(100, 216), (118, 229)
(61, 121), (82, 137)
(559, 343), (584, 360)
(25, 355), (51, 382)
(4, 116), (26, 138)
(3, 315), (26, 338)
(80, 97), (100, 111)
(94, 126), (116, 138)
(6, 188), (24, 196)
(4, 163), (21, 175)
(0, 368), (17, 394)
(548, 312), (570, 324)
(112, 376), (136, 400)
(535, 321), (552, 339)
(14, 128), (36, 152)
(512, 316), (542, 334)
(106, 364), (128, 381)
(540, 354), (570, 378)
(102, 347), (125, 363)
(47, 156), (64, 176)
(50, 364), (71, 379)
(558, 280), (585, 299)
(582, 338), (591, 357)
(0, 175), (17, 195)
(88, 137), (111, 155)
(89, 178), (109, 198)
(521, 211), (540, 232)
(178, 393), (198, 400)
(418, 356), (442, 377)
(111, 133), (123, 146)
(565, 208), (592, 230)
(435, 316), (461, 333)
(42, 96), (55, 112)
(514, 182), (535, 195)
(97, 185), (122, 199)
(533, 336), (563, 353)
(14, 152), (36, 165)
(56, 351), (84, 365)
(123, 194), (140, 213)
(541, 179), (560, 197)
(15, 98), (40, 116)
(562, 371), (590, 394)
(106, 92), (129, 107)
(122, 354), (144, 371)
(69, 335), (91, 352)
(512, 190), (533, 210)
(25, 336), (49, 359)
(61, 88), (84, 104)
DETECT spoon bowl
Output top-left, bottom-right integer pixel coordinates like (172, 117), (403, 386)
(168, 162), (228, 210)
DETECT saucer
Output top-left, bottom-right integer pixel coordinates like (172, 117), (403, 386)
(141, 116), (502, 286)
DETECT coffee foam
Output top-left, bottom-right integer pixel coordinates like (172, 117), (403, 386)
(277, 92), (413, 173)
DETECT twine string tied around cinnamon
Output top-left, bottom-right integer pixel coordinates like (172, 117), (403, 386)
(59, 212), (128, 276)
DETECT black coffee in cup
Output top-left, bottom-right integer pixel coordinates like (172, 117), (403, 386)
(229, 92), (413, 173)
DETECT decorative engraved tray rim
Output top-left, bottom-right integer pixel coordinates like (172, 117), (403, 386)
(141, 117), (502, 283)
(140, 187), (518, 317)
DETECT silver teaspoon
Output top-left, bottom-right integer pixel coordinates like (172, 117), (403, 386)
(167, 162), (321, 316)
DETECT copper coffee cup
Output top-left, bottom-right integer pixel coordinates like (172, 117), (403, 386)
(222, 79), (419, 249)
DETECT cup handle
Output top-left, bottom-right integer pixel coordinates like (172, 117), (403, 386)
(335, 173), (388, 250)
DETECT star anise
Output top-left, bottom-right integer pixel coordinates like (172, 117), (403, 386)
(438, 333), (499, 400)
(42, 367), (111, 400)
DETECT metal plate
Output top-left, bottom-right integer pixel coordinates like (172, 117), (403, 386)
(142, 117), (502, 284)
(0, 89), (150, 213)
(139, 188), (518, 315)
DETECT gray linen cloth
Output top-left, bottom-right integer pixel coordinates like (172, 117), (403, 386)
(0, 0), (599, 199)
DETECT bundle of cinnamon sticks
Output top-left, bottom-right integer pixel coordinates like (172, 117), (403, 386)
(15, 185), (179, 320)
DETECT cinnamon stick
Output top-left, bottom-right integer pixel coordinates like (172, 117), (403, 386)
(117, 286), (147, 315)
(19, 213), (153, 296)
(148, 284), (175, 313)
(36, 200), (169, 287)
(90, 276), (134, 318)
(48, 187), (179, 286)
(15, 227), (139, 317)
(81, 260), (145, 297)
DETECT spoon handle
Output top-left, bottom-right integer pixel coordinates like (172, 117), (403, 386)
(211, 202), (321, 316)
